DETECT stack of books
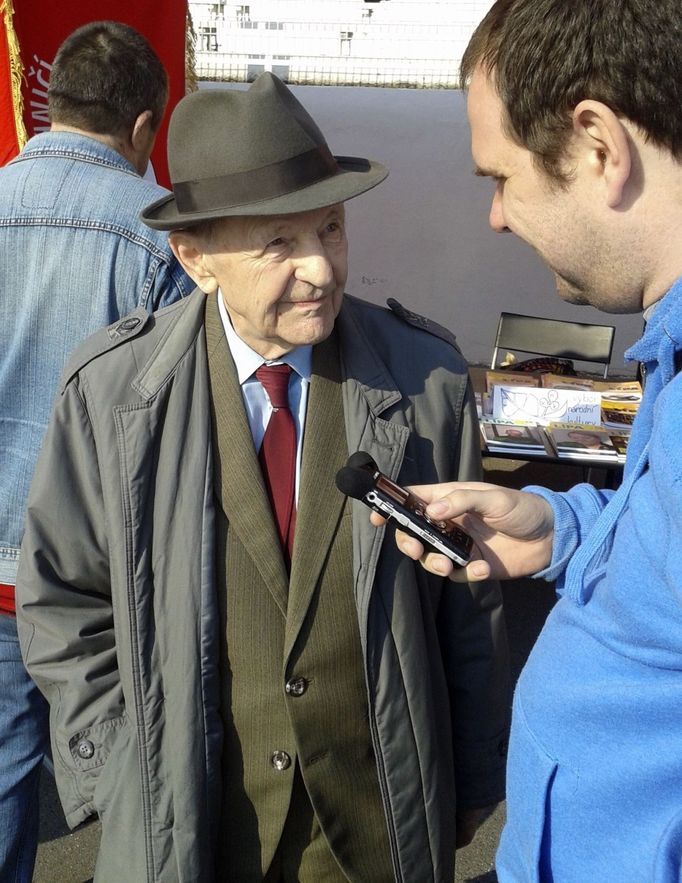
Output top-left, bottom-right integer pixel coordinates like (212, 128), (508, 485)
(479, 371), (639, 464)
(480, 418), (630, 463)
(545, 423), (629, 463)
(480, 419), (548, 456)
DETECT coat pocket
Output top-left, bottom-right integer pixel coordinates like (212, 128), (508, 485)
(91, 713), (132, 818)
(91, 714), (148, 882)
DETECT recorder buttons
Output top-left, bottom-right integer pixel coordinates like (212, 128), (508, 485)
(285, 676), (309, 697)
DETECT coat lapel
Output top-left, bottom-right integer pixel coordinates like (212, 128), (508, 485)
(285, 331), (348, 653)
(334, 298), (411, 620)
(204, 294), (289, 617)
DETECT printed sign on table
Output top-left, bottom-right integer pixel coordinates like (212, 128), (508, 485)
(491, 384), (602, 426)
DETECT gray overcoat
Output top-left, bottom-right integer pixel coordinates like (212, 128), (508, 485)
(17, 289), (509, 882)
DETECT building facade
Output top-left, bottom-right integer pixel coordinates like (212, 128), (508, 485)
(190, 1), (495, 86)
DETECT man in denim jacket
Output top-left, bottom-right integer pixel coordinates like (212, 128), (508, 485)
(0, 21), (190, 881)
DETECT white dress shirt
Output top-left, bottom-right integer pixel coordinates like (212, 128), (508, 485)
(217, 291), (311, 501)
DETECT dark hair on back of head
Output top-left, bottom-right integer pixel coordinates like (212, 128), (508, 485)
(461, 0), (682, 182)
(48, 20), (168, 137)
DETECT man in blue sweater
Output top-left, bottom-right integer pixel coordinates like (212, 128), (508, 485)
(380, 0), (682, 879)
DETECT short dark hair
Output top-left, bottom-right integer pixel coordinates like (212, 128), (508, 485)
(48, 21), (168, 136)
(461, 0), (682, 182)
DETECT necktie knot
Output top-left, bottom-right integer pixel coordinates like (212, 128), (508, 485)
(256, 364), (292, 410)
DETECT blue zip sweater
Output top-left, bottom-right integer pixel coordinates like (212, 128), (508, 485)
(497, 277), (682, 882)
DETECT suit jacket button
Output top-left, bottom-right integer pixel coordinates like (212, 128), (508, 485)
(285, 676), (308, 697)
(271, 750), (292, 771)
(77, 739), (95, 759)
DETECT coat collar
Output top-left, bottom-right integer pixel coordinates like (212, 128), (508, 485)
(132, 289), (208, 399)
(126, 290), (405, 422)
(334, 296), (403, 420)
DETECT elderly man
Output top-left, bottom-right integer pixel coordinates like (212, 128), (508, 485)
(0, 21), (190, 881)
(381, 0), (682, 880)
(17, 74), (509, 881)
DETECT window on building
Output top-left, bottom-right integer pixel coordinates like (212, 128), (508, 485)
(272, 64), (290, 81)
(199, 25), (218, 51)
(247, 63), (265, 81)
(340, 30), (353, 56)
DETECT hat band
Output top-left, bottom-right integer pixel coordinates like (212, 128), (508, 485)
(173, 145), (340, 214)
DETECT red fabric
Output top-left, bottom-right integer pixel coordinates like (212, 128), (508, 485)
(0, 10), (22, 165)
(0, 583), (15, 615)
(11, 1), (188, 187)
(256, 365), (297, 564)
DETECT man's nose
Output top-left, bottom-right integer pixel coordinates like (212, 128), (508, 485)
(489, 186), (509, 233)
(294, 243), (334, 288)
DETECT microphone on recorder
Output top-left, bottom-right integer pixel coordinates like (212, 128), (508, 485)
(335, 464), (376, 499)
(334, 451), (473, 566)
(345, 451), (378, 472)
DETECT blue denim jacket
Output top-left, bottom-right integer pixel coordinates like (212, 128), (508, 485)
(0, 131), (193, 584)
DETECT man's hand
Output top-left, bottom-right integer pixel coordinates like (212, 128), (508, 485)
(369, 481), (554, 582)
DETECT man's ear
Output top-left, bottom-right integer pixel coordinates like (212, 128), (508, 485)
(131, 110), (154, 152)
(572, 100), (632, 208)
(169, 232), (219, 293)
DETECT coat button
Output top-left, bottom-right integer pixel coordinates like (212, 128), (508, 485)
(285, 676), (308, 697)
(271, 750), (292, 771)
(117, 317), (141, 333)
(77, 739), (95, 759)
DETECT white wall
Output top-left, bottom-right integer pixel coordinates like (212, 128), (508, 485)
(201, 82), (644, 374)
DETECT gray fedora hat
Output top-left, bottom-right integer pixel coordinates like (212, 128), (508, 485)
(141, 72), (388, 230)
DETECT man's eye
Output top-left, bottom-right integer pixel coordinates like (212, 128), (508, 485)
(324, 222), (343, 237)
(267, 237), (286, 248)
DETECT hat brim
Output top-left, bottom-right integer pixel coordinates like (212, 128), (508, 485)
(141, 156), (388, 231)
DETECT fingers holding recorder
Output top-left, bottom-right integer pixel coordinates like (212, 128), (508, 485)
(370, 481), (555, 582)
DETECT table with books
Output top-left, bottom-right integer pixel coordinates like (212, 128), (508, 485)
(476, 369), (640, 483)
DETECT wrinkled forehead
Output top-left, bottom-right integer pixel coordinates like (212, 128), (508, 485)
(187, 203), (347, 254)
(219, 203), (346, 239)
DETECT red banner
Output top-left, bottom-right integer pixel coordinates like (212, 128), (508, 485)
(11, 1), (187, 187)
(0, 0), (26, 164)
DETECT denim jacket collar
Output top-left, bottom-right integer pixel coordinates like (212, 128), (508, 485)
(12, 131), (138, 177)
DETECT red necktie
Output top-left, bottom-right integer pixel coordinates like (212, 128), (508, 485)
(256, 364), (297, 562)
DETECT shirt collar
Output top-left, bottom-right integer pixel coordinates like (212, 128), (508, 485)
(216, 291), (312, 383)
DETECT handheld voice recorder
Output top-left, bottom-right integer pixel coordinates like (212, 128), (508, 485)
(335, 452), (473, 566)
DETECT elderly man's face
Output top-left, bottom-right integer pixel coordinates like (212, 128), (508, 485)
(192, 204), (348, 359)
